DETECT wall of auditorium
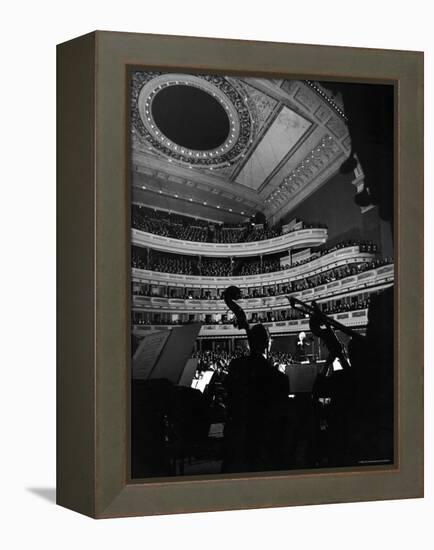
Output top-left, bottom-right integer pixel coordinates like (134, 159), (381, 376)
(283, 171), (384, 248)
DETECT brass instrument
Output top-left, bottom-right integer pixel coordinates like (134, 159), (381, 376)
(288, 296), (361, 370)
(288, 297), (362, 340)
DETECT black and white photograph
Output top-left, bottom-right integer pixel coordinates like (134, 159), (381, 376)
(3, 0), (430, 539)
(129, 71), (395, 479)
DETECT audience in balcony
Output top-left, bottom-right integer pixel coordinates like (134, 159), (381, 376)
(292, 240), (378, 268)
(132, 204), (326, 244)
(236, 257), (282, 276)
(290, 258), (390, 291)
(132, 294), (372, 327)
(199, 257), (232, 277)
(132, 246), (392, 290)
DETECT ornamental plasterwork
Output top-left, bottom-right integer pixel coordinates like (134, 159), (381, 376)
(259, 81), (351, 214)
(131, 73), (352, 219)
(326, 115), (349, 139)
(239, 82), (278, 132)
(293, 85), (318, 111)
(265, 135), (343, 209)
(131, 71), (254, 169)
(314, 103), (332, 123)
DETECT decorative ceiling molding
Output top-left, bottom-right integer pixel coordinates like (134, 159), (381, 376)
(256, 120), (317, 194)
(131, 169), (258, 220)
(234, 80), (279, 134)
(132, 150), (262, 207)
(130, 74), (353, 223)
(229, 99), (282, 182)
(265, 134), (342, 206)
(304, 81), (347, 121)
(132, 71), (253, 168)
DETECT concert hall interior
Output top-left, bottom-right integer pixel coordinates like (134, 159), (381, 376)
(130, 72), (395, 479)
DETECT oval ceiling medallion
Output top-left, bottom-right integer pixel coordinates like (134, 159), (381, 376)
(132, 72), (253, 168)
(151, 84), (230, 151)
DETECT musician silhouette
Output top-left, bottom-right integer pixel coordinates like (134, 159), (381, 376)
(319, 81), (394, 465)
(222, 324), (290, 473)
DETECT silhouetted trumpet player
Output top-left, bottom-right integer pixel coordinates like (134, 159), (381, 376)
(289, 294), (393, 466)
(289, 297), (356, 370)
(288, 297), (358, 466)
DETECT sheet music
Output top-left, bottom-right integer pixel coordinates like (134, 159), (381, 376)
(132, 330), (170, 380)
(150, 323), (202, 383)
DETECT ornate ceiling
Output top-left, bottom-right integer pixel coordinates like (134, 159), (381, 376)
(131, 72), (352, 224)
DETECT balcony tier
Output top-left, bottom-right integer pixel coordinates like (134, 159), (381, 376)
(131, 246), (381, 288)
(131, 226), (328, 257)
(132, 264), (393, 314)
(132, 309), (369, 338)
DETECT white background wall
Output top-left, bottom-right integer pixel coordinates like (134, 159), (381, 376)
(1, 1), (432, 548)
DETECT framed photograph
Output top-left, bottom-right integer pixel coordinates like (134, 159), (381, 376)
(57, 31), (423, 518)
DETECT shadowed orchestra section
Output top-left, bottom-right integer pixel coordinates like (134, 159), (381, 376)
(131, 285), (393, 478)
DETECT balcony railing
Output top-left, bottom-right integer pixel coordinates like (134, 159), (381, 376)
(131, 226), (328, 257)
(132, 309), (369, 338)
(132, 264), (393, 315)
(131, 246), (381, 288)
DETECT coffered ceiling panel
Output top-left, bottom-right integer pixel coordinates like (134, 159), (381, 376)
(235, 106), (312, 190)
